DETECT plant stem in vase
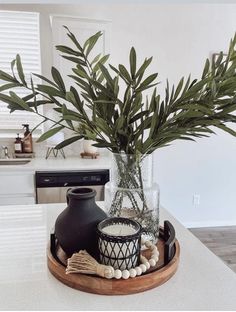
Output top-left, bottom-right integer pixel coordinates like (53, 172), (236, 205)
(105, 153), (160, 242)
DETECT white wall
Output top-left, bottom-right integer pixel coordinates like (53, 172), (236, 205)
(0, 3), (236, 227)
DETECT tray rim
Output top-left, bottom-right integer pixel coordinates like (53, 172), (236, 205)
(47, 238), (180, 295)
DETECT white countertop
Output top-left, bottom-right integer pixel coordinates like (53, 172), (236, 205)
(0, 203), (236, 310)
(0, 156), (111, 172)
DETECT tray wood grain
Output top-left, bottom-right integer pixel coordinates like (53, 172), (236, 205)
(47, 238), (180, 295)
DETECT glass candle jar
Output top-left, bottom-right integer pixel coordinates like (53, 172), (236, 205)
(97, 217), (141, 270)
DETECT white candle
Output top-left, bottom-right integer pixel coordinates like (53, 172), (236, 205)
(99, 223), (140, 270)
(102, 224), (137, 236)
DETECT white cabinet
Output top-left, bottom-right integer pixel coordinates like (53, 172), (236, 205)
(0, 195), (35, 205)
(0, 172), (35, 206)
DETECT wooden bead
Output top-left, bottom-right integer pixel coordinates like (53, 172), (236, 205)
(140, 255), (148, 264)
(122, 270), (130, 279)
(152, 250), (159, 257)
(114, 269), (122, 279)
(151, 255), (159, 262)
(150, 245), (158, 251)
(144, 261), (150, 270)
(145, 240), (152, 248)
(104, 266), (114, 279)
(104, 240), (159, 280)
(139, 264), (147, 273)
(149, 258), (156, 267)
(129, 268), (137, 278)
(135, 266), (142, 276)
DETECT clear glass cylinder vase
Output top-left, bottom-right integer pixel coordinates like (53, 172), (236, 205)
(105, 153), (160, 242)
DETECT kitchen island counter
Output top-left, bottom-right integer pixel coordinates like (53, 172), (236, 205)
(0, 203), (236, 310)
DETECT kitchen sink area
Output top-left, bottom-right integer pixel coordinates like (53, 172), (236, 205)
(0, 159), (31, 165)
(0, 145), (32, 165)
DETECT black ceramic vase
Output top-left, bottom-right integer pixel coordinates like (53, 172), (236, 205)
(55, 187), (107, 258)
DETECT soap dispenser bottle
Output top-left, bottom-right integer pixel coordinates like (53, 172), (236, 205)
(14, 133), (23, 154)
(22, 124), (33, 153)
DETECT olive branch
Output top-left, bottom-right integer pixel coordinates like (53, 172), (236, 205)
(0, 28), (236, 157)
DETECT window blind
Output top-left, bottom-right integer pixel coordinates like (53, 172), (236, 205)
(0, 11), (42, 134)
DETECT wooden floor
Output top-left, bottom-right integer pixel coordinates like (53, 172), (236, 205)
(189, 226), (236, 273)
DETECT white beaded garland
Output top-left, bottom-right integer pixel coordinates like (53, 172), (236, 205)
(152, 250), (159, 257)
(104, 266), (115, 279)
(144, 240), (152, 248)
(151, 246), (158, 253)
(149, 258), (156, 267)
(135, 266), (142, 276)
(102, 239), (159, 280)
(151, 255), (159, 262)
(144, 261), (150, 270)
(129, 268), (137, 278)
(139, 264), (147, 273)
(114, 269), (122, 279)
(122, 269), (130, 279)
(140, 255), (147, 263)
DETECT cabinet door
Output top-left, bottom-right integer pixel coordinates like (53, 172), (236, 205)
(0, 195), (35, 206)
(0, 172), (35, 195)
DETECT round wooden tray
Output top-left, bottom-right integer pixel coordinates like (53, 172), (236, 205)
(47, 235), (180, 295)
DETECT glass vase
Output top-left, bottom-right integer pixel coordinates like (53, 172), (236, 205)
(105, 153), (160, 242)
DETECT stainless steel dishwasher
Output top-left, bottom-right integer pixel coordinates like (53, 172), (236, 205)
(35, 170), (109, 204)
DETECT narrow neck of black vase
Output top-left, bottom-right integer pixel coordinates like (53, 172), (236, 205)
(67, 187), (96, 208)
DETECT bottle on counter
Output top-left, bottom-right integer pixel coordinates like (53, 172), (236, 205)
(14, 133), (23, 154)
(22, 124), (33, 153)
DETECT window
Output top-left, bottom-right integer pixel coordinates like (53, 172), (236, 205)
(0, 11), (42, 137)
